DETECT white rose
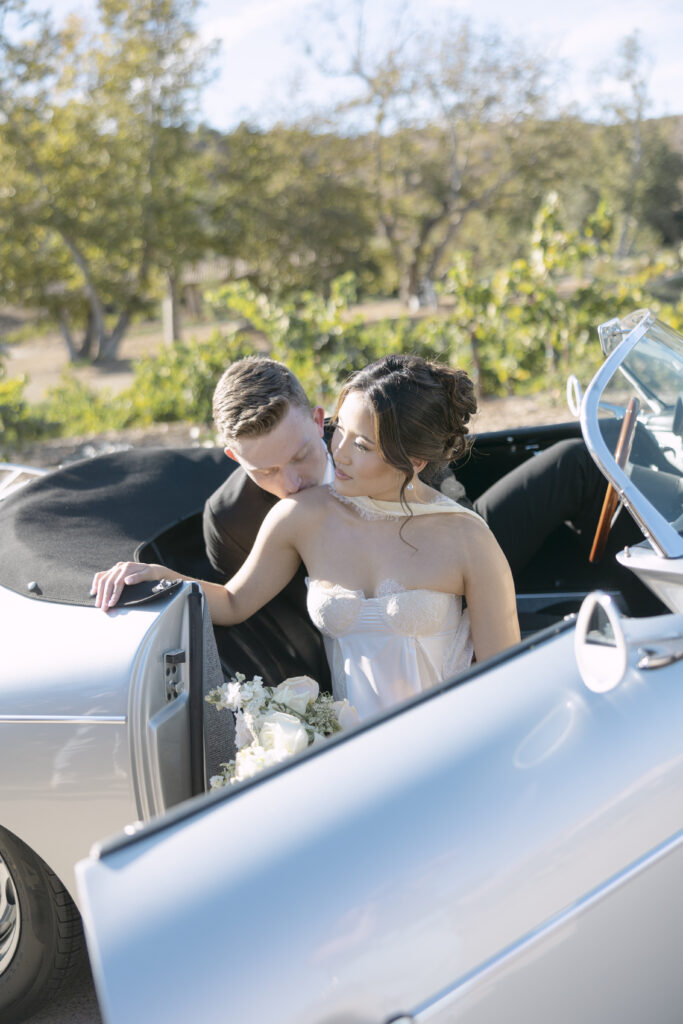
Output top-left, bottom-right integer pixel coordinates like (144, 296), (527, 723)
(262, 747), (286, 769)
(271, 676), (319, 715)
(333, 700), (361, 729)
(258, 711), (309, 758)
(233, 744), (268, 782)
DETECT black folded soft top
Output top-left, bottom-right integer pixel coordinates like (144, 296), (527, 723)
(0, 447), (229, 607)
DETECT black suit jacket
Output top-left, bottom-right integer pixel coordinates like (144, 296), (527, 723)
(203, 464), (331, 690)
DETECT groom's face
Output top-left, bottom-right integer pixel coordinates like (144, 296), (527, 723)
(226, 403), (327, 500)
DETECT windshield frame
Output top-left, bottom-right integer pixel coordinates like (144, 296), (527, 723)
(581, 309), (683, 560)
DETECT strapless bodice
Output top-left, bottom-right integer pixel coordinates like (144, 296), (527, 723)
(306, 577), (456, 638)
(305, 577), (473, 720)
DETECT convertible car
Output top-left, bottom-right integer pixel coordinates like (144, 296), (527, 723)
(2, 309), (682, 1022)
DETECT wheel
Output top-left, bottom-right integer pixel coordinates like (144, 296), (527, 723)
(0, 827), (85, 1023)
(589, 397), (640, 563)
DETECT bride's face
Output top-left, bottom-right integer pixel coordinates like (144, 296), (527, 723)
(331, 391), (407, 500)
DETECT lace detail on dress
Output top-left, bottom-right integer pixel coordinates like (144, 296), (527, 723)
(374, 578), (404, 596)
(327, 485), (471, 521)
(376, 578), (453, 637)
(306, 577), (455, 639)
(306, 579), (363, 636)
(328, 488), (398, 520)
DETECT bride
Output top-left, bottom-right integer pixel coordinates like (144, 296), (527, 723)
(92, 355), (520, 720)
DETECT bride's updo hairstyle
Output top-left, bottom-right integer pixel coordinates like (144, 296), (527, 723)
(334, 354), (477, 506)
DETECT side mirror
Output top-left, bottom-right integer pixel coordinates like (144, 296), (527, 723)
(575, 592), (683, 692)
(574, 592), (627, 693)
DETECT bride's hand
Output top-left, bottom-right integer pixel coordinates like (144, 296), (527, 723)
(90, 561), (170, 611)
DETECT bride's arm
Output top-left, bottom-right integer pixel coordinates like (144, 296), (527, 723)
(91, 499), (303, 625)
(460, 519), (520, 661)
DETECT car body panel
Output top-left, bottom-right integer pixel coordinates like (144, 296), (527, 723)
(0, 581), (195, 902)
(419, 828), (683, 1024)
(77, 620), (683, 1024)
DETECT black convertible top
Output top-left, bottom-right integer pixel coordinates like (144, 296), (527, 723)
(0, 447), (230, 607)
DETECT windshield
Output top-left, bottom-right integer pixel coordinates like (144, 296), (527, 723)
(584, 311), (683, 557)
(618, 315), (683, 410)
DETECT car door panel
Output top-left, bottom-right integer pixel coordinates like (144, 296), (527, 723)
(77, 620), (683, 1023)
(409, 828), (683, 1024)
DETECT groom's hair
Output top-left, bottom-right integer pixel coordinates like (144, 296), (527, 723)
(213, 357), (312, 446)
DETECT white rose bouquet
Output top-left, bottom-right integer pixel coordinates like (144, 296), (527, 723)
(206, 673), (359, 789)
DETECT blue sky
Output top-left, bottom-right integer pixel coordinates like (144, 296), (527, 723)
(33, 0), (683, 129)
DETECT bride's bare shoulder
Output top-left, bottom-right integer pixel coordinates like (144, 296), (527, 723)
(272, 484), (336, 521)
(454, 509), (511, 571)
(429, 506), (497, 559)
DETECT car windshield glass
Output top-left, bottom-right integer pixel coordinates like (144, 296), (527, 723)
(619, 317), (683, 410)
(596, 319), (683, 538)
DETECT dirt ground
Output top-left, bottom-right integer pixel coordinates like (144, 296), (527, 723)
(3, 314), (574, 469)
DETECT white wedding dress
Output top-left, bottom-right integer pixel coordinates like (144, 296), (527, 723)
(305, 486), (481, 720)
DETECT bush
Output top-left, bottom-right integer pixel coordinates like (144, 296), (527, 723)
(13, 195), (683, 447)
(35, 328), (259, 438)
(124, 329), (257, 425)
(38, 375), (130, 437)
(0, 372), (51, 456)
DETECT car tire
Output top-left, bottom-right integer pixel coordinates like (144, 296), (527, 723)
(0, 826), (86, 1023)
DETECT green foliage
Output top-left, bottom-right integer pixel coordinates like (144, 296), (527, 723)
(35, 328), (257, 436)
(438, 194), (631, 395)
(206, 126), (378, 297)
(7, 194), (683, 448)
(121, 330), (256, 425)
(0, 370), (48, 454)
(207, 209), (683, 410)
(37, 374), (129, 436)
(207, 273), (408, 408)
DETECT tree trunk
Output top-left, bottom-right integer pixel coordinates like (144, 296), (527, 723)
(162, 272), (182, 344)
(97, 309), (133, 363)
(400, 261), (421, 309)
(56, 312), (79, 362)
(59, 233), (108, 359)
(77, 309), (96, 361)
(57, 308), (97, 362)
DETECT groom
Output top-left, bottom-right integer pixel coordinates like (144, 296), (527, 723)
(203, 357), (334, 688)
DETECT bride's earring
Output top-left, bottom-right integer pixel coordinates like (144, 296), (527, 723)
(406, 477), (415, 492)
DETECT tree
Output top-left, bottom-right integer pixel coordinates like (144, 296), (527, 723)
(205, 123), (378, 296)
(0, 0), (217, 362)
(303, 2), (556, 304)
(594, 33), (683, 258)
